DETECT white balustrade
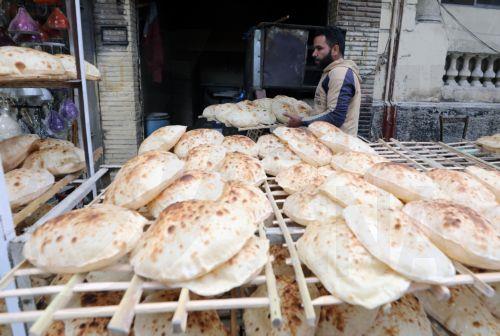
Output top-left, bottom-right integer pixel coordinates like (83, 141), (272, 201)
(444, 52), (499, 88)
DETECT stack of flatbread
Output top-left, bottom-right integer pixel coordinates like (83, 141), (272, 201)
(138, 125), (186, 154)
(0, 47), (101, 81)
(201, 95), (312, 127)
(131, 199), (269, 296)
(476, 133), (500, 153)
(308, 121), (376, 154)
(0, 134), (39, 172)
(6, 167), (54, 209)
(174, 128), (224, 159)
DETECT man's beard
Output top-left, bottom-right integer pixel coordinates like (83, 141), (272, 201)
(315, 52), (334, 70)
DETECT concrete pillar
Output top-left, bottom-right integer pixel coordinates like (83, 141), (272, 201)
(416, 0), (442, 23)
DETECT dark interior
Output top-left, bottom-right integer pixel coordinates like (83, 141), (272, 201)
(138, 0), (328, 127)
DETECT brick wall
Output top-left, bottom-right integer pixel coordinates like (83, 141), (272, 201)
(332, 0), (382, 137)
(93, 0), (142, 164)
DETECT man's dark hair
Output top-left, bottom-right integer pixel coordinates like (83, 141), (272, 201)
(313, 26), (346, 56)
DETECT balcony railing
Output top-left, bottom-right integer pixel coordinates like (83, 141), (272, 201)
(443, 52), (499, 88)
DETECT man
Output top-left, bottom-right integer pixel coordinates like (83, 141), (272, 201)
(286, 26), (362, 135)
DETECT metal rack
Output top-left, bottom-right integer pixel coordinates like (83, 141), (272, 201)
(0, 1), (98, 335)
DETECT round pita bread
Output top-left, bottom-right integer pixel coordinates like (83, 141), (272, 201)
(317, 165), (336, 179)
(269, 245), (294, 277)
(476, 133), (500, 153)
(276, 162), (324, 194)
(318, 131), (376, 155)
(296, 220), (411, 309)
(218, 180), (272, 225)
(316, 286), (379, 336)
(138, 125), (187, 154)
(307, 121), (344, 139)
(218, 152), (266, 186)
(344, 205), (455, 283)
(134, 291), (229, 336)
(331, 151), (388, 175)
(0, 47), (66, 79)
(131, 200), (255, 282)
(261, 147), (301, 177)
(273, 127), (332, 167)
(0, 134), (39, 172)
(320, 171), (403, 209)
(271, 98), (297, 124)
(147, 171), (224, 219)
(283, 187), (343, 226)
(238, 100), (276, 125)
(202, 104), (217, 121)
(222, 135), (258, 157)
(23, 204), (147, 273)
(54, 54), (101, 80)
(366, 295), (432, 336)
(403, 200), (500, 270)
(416, 286), (500, 335)
(213, 103), (239, 126)
(184, 144), (227, 172)
(174, 128), (224, 159)
(465, 166), (500, 202)
(33, 138), (74, 151)
(365, 163), (442, 202)
(168, 236), (269, 296)
(243, 275), (320, 336)
(428, 168), (497, 213)
(483, 206), (499, 230)
(256, 134), (285, 159)
(224, 101), (260, 128)
(253, 98), (276, 124)
(104, 151), (184, 210)
(6, 167), (54, 209)
(22, 145), (85, 176)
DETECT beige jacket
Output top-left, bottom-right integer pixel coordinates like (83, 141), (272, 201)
(303, 58), (362, 135)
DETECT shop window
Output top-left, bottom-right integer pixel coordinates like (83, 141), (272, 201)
(442, 0), (500, 7)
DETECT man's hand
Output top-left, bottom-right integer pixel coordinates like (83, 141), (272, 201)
(284, 113), (303, 127)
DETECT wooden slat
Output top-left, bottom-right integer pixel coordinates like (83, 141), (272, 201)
(172, 288), (190, 333)
(107, 275), (144, 335)
(438, 142), (499, 170)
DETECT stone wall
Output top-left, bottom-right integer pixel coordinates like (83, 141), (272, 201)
(93, 0), (142, 164)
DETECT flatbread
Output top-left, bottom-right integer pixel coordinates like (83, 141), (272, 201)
(256, 134), (285, 159)
(6, 168), (54, 209)
(33, 138), (74, 151)
(202, 104), (217, 121)
(253, 98), (276, 124)
(331, 151), (388, 175)
(403, 200), (500, 270)
(483, 206), (499, 230)
(168, 236), (269, 296)
(296, 219), (411, 309)
(138, 125), (187, 154)
(213, 103), (239, 126)
(22, 145), (85, 176)
(415, 286), (500, 335)
(320, 171), (403, 209)
(104, 151), (184, 210)
(365, 295), (432, 336)
(365, 163), (443, 202)
(317, 165), (336, 179)
(218, 152), (266, 186)
(316, 286), (379, 336)
(273, 127), (332, 167)
(275, 162), (325, 194)
(147, 171), (225, 219)
(54, 54), (101, 80)
(318, 131), (376, 154)
(184, 144), (226, 172)
(307, 121), (344, 139)
(283, 187), (343, 226)
(476, 133), (500, 153)
(218, 180), (272, 225)
(261, 147), (301, 177)
(271, 96), (309, 124)
(0, 47), (66, 79)
(226, 100), (260, 128)
(134, 291), (229, 336)
(174, 128), (224, 159)
(23, 204), (147, 273)
(344, 205), (455, 283)
(131, 200), (255, 282)
(238, 100), (276, 125)
(465, 165), (500, 202)
(0, 134), (39, 172)
(269, 245), (294, 277)
(222, 135), (259, 157)
(243, 275), (320, 336)
(473, 283), (500, 319)
(427, 168), (497, 213)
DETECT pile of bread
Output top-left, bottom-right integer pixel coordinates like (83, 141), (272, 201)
(0, 46), (101, 81)
(202, 95), (313, 128)
(257, 121), (499, 334)
(477, 133), (500, 153)
(1, 134), (85, 209)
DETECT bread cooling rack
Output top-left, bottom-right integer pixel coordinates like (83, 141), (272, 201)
(1, 139), (500, 336)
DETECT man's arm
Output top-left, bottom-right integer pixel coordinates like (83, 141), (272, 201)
(302, 68), (356, 127)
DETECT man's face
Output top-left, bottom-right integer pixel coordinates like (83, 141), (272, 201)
(312, 35), (333, 69)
